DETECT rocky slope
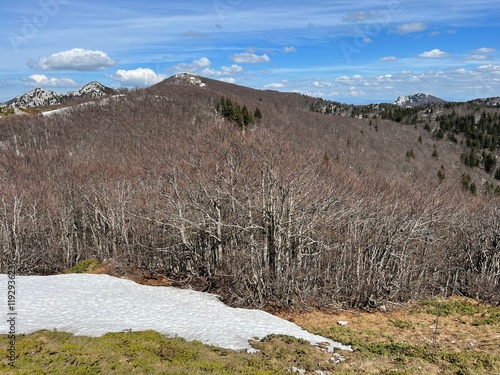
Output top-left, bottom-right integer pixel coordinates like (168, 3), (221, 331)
(3, 81), (114, 108)
(394, 92), (447, 107)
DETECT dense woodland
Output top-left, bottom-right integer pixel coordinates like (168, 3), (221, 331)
(0, 81), (499, 309)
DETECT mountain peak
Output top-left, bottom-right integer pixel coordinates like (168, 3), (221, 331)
(6, 88), (65, 108)
(73, 81), (114, 98)
(166, 73), (206, 88)
(394, 93), (446, 107)
(3, 82), (114, 109)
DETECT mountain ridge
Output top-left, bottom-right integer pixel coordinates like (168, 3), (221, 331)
(3, 74), (500, 111)
(2, 81), (114, 109)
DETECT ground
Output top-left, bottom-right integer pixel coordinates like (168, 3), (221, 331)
(1, 297), (498, 374)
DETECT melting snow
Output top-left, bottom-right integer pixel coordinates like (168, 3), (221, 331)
(0, 274), (351, 352)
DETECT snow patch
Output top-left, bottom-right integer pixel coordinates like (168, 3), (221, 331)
(171, 73), (206, 87)
(394, 93), (445, 107)
(0, 274), (351, 353)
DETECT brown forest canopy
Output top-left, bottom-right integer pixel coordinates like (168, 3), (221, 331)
(0, 83), (499, 308)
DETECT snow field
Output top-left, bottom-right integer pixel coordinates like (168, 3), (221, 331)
(0, 274), (351, 352)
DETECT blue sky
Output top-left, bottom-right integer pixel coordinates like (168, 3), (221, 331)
(1, 0), (499, 104)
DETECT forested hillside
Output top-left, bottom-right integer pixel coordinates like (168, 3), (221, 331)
(0, 78), (499, 309)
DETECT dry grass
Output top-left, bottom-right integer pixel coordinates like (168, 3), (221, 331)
(279, 297), (500, 374)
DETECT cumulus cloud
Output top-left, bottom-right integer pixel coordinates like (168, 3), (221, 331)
(38, 48), (115, 71)
(220, 64), (244, 75)
(108, 68), (166, 87)
(418, 49), (450, 58)
(22, 74), (78, 87)
(170, 58), (244, 81)
(282, 46), (297, 53)
(396, 22), (427, 35)
(380, 56), (398, 62)
(230, 53), (270, 64)
(172, 57), (213, 73)
(192, 57), (211, 68)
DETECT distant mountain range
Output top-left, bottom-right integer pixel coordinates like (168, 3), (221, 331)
(469, 96), (500, 107)
(2, 81), (114, 109)
(2, 75), (500, 114)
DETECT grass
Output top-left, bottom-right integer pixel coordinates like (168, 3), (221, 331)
(1, 298), (498, 374)
(0, 331), (336, 374)
(67, 259), (102, 274)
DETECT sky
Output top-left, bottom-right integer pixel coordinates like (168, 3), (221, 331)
(1, 0), (500, 104)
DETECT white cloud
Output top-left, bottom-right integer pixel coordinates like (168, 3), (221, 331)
(380, 56), (398, 62)
(418, 49), (450, 58)
(282, 46), (297, 53)
(109, 68), (166, 87)
(264, 82), (285, 88)
(462, 55), (489, 61)
(362, 37), (373, 44)
(230, 53), (270, 64)
(172, 57), (215, 74)
(22, 74), (78, 88)
(219, 77), (236, 84)
(348, 87), (367, 97)
(312, 81), (332, 88)
(220, 64), (244, 75)
(335, 75), (364, 84)
(38, 48), (115, 71)
(193, 57), (211, 68)
(471, 47), (496, 54)
(397, 22), (427, 35)
(477, 65), (500, 71)
(335, 75), (350, 83)
(171, 58), (244, 80)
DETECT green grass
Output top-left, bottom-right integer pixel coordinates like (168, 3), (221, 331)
(0, 330), (336, 374)
(67, 259), (101, 274)
(416, 299), (500, 326)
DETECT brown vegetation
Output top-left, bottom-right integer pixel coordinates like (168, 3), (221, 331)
(0, 82), (499, 309)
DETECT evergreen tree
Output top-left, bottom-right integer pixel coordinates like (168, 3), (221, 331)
(431, 145), (439, 159)
(241, 105), (253, 126)
(254, 107), (262, 120)
(495, 168), (500, 181)
(484, 153), (497, 174)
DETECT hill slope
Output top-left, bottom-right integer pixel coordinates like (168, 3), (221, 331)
(0, 75), (499, 309)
